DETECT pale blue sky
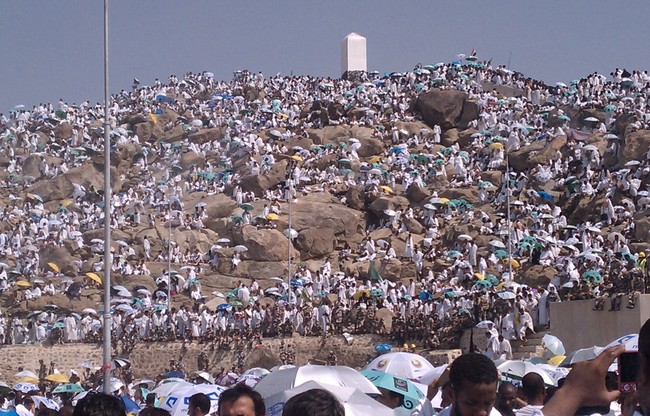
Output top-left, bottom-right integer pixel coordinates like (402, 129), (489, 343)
(2, 1), (649, 113)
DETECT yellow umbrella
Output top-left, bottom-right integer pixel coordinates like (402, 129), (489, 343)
(547, 355), (566, 367)
(504, 258), (521, 269)
(45, 374), (70, 383)
(474, 273), (485, 280)
(380, 185), (394, 194)
(290, 155), (303, 162)
(61, 199), (74, 208)
(48, 262), (60, 273)
(266, 213), (280, 221)
(277, 113), (289, 119)
(352, 289), (371, 301)
(85, 272), (102, 285)
(17, 377), (39, 384)
(489, 142), (504, 149)
(438, 198), (450, 203)
(369, 156), (382, 164)
(15, 280), (31, 288)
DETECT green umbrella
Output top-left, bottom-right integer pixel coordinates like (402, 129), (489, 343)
(52, 383), (85, 394)
(231, 215), (244, 223)
(240, 203), (254, 211)
(229, 301), (243, 307)
(360, 370), (425, 410)
(582, 270), (602, 282)
(494, 250), (509, 259)
(474, 280), (493, 289)
(485, 274), (500, 286)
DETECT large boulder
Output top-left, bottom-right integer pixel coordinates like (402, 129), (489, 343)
(622, 130), (650, 164)
(406, 184), (431, 204)
(368, 196), (410, 217)
(179, 152), (206, 169)
(133, 122), (154, 142)
(232, 226), (298, 262)
(509, 135), (567, 171)
(441, 128), (460, 147)
(411, 90), (479, 130)
(345, 186), (366, 211)
(295, 227), (335, 259)
(53, 122), (73, 140)
(357, 137), (385, 157)
(39, 245), (78, 276)
(30, 164), (115, 203)
(403, 217), (425, 235)
(188, 128), (226, 145)
(239, 159), (288, 196)
(635, 212), (650, 241)
(291, 193), (365, 238)
(22, 155), (42, 179)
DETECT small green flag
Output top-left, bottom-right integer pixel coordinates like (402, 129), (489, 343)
(369, 261), (383, 282)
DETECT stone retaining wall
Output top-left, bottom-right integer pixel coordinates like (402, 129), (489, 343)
(0, 334), (461, 380)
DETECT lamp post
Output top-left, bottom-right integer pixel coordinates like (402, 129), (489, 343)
(101, 0), (113, 394)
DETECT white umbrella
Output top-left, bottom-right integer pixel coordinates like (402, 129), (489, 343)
(32, 396), (60, 411)
(13, 382), (39, 393)
(82, 308), (97, 315)
(193, 371), (215, 384)
(383, 209), (396, 217)
(604, 333), (638, 352)
(283, 228), (298, 239)
(15, 370), (38, 379)
(458, 234), (473, 241)
(542, 334), (566, 356)
(489, 240), (506, 249)
(476, 320), (494, 329)
(269, 277), (284, 284)
(364, 352), (435, 382)
(497, 361), (556, 386)
(584, 117), (599, 123)
(625, 160), (641, 167)
(137, 288), (152, 296)
(262, 380), (395, 416)
(152, 380), (193, 398)
(233, 245), (248, 252)
(536, 364), (570, 385)
(497, 292), (517, 300)
(161, 384), (227, 416)
(254, 365), (379, 398)
(569, 346), (604, 364)
(216, 238), (231, 244)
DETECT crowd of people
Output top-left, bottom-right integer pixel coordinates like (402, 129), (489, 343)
(0, 56), (649, 356)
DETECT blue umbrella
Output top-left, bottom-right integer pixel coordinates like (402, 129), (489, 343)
(537, 191), (553, 201)
(121, 396), (141, 413)
(375, 343), (393, 353)
(217, 304), (231, 312)
(162, 370), (185, 380)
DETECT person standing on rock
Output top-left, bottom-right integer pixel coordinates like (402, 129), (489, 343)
(64, 312), (78, 343)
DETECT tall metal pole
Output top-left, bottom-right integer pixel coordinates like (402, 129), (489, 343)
(287, 192), (292, 281)
(506, 154), (513, 279)
(101, 0), (113, 394)
(168, 199), (172, 309)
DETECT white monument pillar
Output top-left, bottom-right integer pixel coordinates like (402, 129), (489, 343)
(341, 32), (367, 77)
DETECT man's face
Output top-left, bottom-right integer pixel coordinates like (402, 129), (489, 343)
(495, 386), (517, 412)
(219, 396), (257, 416)
(451, 381), (497, 416)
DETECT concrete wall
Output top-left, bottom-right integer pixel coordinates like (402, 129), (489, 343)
(550, 295), (650, 353)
